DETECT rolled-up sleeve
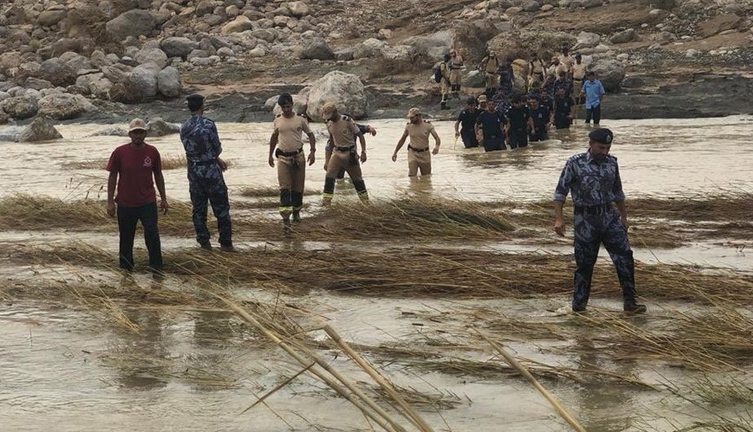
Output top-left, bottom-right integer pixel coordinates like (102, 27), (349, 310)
(553, 161), (573, 202)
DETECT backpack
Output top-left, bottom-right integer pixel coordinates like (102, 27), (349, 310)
(433, 64), (442, 83)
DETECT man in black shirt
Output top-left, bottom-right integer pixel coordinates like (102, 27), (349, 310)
(454, 96), (480, 148)
(527, 95), (551, 142)
(553, 86), (575, 130)
(505, 95), (530, 149)
(475, 94), (507, 152)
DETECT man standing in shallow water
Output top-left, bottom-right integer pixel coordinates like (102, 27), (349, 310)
(268, 93), (316, 228)
(553, 128), (647, 314)
(180, 94), (236, 252)
(106, 118), (168, 273)
(392, 108), (440, 177)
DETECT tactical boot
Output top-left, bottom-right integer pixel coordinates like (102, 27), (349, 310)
(199, 241), (212, 251)
(572, 304), (587, 313)
(624, 302), (647, 315)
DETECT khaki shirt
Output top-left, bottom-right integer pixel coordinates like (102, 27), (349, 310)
(572, 62), (587, 80)
(326, 115), (360, 148)
(559, 54), (575, 72)
(483, 56), (499, 73)
(530, 59), (546, 75)
(406, 121), (435, 150)
(449, 55), (464, 70)
(273, 114), (312, 153)
(439, 62), (450, 79)
(555, 62), (569, 76)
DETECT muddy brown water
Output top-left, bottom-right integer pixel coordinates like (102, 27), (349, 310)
(1, 116), (752, 431)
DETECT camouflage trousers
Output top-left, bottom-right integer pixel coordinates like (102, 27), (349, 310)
(189, 178), (232, 247)
(572, 208), (636, 308)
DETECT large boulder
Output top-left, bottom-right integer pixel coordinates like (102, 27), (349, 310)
(134, 48), (168, 69)
(305, 71), (367, 122)
(38, 57), (77, 86)
(405, 30), (453, 61)
(452, 19), (499, 65)
(221, 15), (254, 34)
(573, 32), (601, 50)
(17, 116), (63, 142)
(610, 29), (636, 44)
(76, 73), (113, 99)
(147, 118), (180, 136)
(105, 10), (157, 42)
(37, 94), (93, 120)
(300, 38), (334, 60)
(590, 58), (625, 92)
(1, 96), (39, 120)
(157, 66), (181, 98)
(59, 51), (92, 74)
(288, 1), (310, 18)
(126, 65), (159, 101)
(160, 37), (199, 59)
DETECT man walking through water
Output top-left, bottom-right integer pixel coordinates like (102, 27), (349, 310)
(392, 108), (440, 177)
(106, 118), (168, 273)
(582, 71), (606, 126)
(268, 92), (316, 229)
(321, 102), (368, 205)
(553, 128), (647, 314)
(180, 94), (236, 252)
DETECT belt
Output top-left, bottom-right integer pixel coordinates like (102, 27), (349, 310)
(408, 145), (429, 153)
(275, 148), (303, 157)
(335, 146), (355, 152)
(574, 204), (613, 215)
(188, 159), (216, 166)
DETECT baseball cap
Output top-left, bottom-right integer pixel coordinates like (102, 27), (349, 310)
(589, 128), (614, 145)
(128, 118), (147, 132)
(407, 107), (420, 118)
(321, 101), (337, 117)
(477, 95), (488, 103)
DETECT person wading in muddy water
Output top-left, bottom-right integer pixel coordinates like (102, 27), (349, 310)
(553, 128), (647, 315)
(180, 94), (236, 252)
(392, 108), (440, 177)
(106, 118), (168, 274)
(268, 92), (316, 229)
(320, 102), (369, 205)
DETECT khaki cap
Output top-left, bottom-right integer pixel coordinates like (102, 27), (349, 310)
(477, 95), (488, 103)
(128, 118), (147, 132)
(407, 107), (420, 118)
(321, 101), (337, 117)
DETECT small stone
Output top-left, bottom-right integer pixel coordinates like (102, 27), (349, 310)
(685, 48), (699, 57)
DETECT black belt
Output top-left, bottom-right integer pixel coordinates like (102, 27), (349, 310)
(335, 146), (355, 152)
(188, 159), (216, 166)
(275, 148), (303, 157)
(408, 145), (429, 153)
(574, 204), (612, 215)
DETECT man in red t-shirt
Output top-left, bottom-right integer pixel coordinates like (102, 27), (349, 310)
(106, 118), (169, 273)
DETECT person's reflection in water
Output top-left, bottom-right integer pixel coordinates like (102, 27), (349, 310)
(114, 307), (169, 390)
(572, 334), (638, 432)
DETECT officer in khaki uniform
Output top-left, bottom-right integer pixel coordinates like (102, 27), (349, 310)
(529, 52), (546, 89)
(320, 102), (368, 205)
(558, 47), (575, 78)
(479, 52), (499, 95)
(448, 49), (464, 99)
(392, 108), (441, 177)
(268, 93), (316, 228)
(571, 54), (588, 104)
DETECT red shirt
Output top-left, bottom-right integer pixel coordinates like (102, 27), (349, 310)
(106, 143), (162, 207)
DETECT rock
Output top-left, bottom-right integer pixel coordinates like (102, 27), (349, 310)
(17, 116), (63, 142)
(506, 7), (522, 14)
(88, 126), (128, 137)
(1, 96), (38, 120)
(306, 71), (367, 122)
(610, 28), (636, 44)
(404, 30), (453, 61)
(76, 73), (113, 99)
(37, 93), (92, 120)
(573, 31), (601, 50)
(59, 51), (92, 74)
(134, 48), (169, 69)
(541, 4), (554, 11)
(38, 58), (77, 86)
(521, 1), (541, 12)
(488, 30), (576, 61)
(160, 37), (199, 60)
(300, 37), (334, 60)
(106, 10), (157, 41)
(465, 70), (486, 88)
(101, 63), (133, 84)
(590, 58), (625, 92)
(217, 47), (234, 58)
(0, 111), (8, 125)
(580, 0), (602, 9)
(288, 1), (310, 18)
(24, 77), (54, 90)
(157, 66), (181, 98)
(125, 65), (159, 102)
(146, 118), (180, 136)
(221, 15), (254, 34)
(685, 49), (699, 58)
(353, 38), (388, 58)
(195, 0), (216, 17)
(0, 52), (24, 74)
(334, 49), (354, 61)
(698, 14), (742, 38)
(247, 46), (266, 57)
(37, 7), (67, 27)
(378, 29), (392, 40)
(382, 45), (415, 62)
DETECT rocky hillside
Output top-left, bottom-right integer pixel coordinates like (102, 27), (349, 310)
(0, 0), (752, 126)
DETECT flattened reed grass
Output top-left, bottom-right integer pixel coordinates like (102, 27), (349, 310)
(0, 194), (110, 230)
(239, 186), (321, 198)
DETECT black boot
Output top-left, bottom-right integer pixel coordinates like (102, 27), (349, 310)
(624, 301), (647, 315)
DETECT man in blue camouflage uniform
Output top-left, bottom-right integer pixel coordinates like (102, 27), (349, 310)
(180, 94), (236, 252)
(553, 128), (647, 314)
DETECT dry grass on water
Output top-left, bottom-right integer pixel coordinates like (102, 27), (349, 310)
(239, 185), (321, 198)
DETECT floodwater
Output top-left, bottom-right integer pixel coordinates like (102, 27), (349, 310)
(1, 115), (752, 432)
